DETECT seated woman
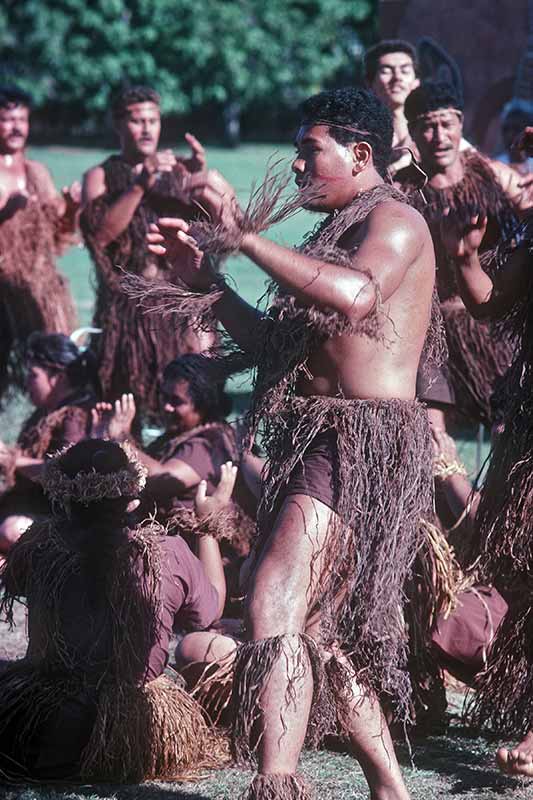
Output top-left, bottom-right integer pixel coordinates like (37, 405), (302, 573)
(0, 440), (230, 782)
(0, 333), (98, 553)
(93, 353), (256, 610)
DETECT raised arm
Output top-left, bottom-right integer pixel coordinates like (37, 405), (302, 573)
(440, 212), (531, 320)
(92, 394), (203, 492)
(246, 200), (426, 313)
(146, 218), (263, 353)
(82, 150), (179, 248)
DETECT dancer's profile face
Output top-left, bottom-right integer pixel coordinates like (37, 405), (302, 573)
(26, 364), (58, 408)
(0, 104), (29, 155)
(161, 378), (203, 432)
(292, 124), (365, 212)
(118, 101), (161, 160)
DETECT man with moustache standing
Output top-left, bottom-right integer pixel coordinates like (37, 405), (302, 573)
(0, 86), (80, 404)
(395, 81), (530, 429)
(81, 86), (212, 420)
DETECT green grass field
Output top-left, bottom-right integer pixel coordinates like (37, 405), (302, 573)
(0, 146), (505, 799)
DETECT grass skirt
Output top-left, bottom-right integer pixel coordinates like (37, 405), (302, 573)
(442, 301), (514, 426)
(232, 395), (435, 757)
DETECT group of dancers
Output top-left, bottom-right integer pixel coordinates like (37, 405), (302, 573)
(0, 35), (533, 800)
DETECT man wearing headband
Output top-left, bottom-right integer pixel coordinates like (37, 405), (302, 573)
(80, 86), (214, 422)
(0, 86), (80, 405)
(140, 86), (445, 800)
(396, 80), (529, 431)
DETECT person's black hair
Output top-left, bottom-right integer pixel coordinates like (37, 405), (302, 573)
(26, 332), (99, 394)
(111, 85), (160, 120)
(299, 87), (393, 177)
(364, 40), (418, 84)
(0, 85), (32, 111)
(404, 80), (464, 125)
(162, 354), (232, 422)
(58, 440), (134, 569)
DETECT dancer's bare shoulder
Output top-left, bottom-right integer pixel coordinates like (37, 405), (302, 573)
(82, 164), (107, 206)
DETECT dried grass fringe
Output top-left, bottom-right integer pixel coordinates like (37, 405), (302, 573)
(81, 674), (228, 782)
(251, 396), (436, 726)
(441, 301), (515, 426)
(0, 163), (77, 401)
(243, 773), (314, 800)
(463, 225), (533, 734)
(0, 517), (225, 781)
(80, 156), (209, 412)
(465, 603), (533, 736)
(404, 151), (519, 302)
(231, 634), (328, 764)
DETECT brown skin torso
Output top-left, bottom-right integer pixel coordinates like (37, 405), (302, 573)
(296, 200), (435, 400)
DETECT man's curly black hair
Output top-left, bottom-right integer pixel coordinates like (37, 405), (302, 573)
(364, 39), (418, 84)
(405, 80), (463, 124)
(299, 87), (393, 177)
(0, 85), (32, 111)
(111, 85), (160, 120)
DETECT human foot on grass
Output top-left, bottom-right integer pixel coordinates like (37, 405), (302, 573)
(497, 730), (533, 777)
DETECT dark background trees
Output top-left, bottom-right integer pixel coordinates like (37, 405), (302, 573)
(0, 0), (375, 143)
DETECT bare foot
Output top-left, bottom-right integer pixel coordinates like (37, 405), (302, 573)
(497, 730), (533, 777)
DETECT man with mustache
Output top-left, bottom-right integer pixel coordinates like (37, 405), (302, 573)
(143, 87), (444, 800)
(81, 86), (213, 421)
(395, 81), (531, 431)
(0, 86), (79, 404)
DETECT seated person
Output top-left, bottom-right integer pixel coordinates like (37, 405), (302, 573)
(430, 425), (508, 685)
(0, 439), (230, 782)
(93, 353), (256, 610)
(0, 332), (97, 553)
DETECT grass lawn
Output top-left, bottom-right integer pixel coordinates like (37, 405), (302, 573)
(0, 146), (505, 799)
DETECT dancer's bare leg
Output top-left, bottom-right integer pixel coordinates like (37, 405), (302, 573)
(246, 494), (410, 798)
(245, 494), (328, 775)
(336, 655), (410, 800)
(497, 731), (533, 777)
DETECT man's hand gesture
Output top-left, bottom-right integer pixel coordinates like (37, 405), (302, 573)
(194, 461), (238, 520)
(135, 149), (178, 192)
(147, 218), (216, 289)
(440, 209), (487, 261)
(91, 393), (136, 441)
(176, 133), (207, 174)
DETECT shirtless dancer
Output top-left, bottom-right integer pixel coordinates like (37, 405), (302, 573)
(0, 86), (79, 402)
(145, 88), (440, 800)
(81, 86), (213, 420)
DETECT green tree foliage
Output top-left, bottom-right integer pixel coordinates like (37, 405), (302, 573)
(0, 0), (374, 123)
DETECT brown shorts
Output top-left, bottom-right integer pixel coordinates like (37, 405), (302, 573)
(281, 429), (339, 513)
(416, 360), (455, 409)
(432, 585), (508, 684)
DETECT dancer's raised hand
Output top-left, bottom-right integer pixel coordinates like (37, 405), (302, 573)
(194, 461), (238, 520)
(440, 208), (487, 260)
(175, 133), (207, 174)
(146, 218), (217, 289)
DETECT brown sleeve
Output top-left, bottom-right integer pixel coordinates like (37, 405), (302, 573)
(163, 536), (219, 631)
(55, 408), (90, 450)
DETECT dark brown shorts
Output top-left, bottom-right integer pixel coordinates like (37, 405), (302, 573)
(281, 429), (339, 513)
(416, 360), (455, 409)
(432, 585), (508, 684)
